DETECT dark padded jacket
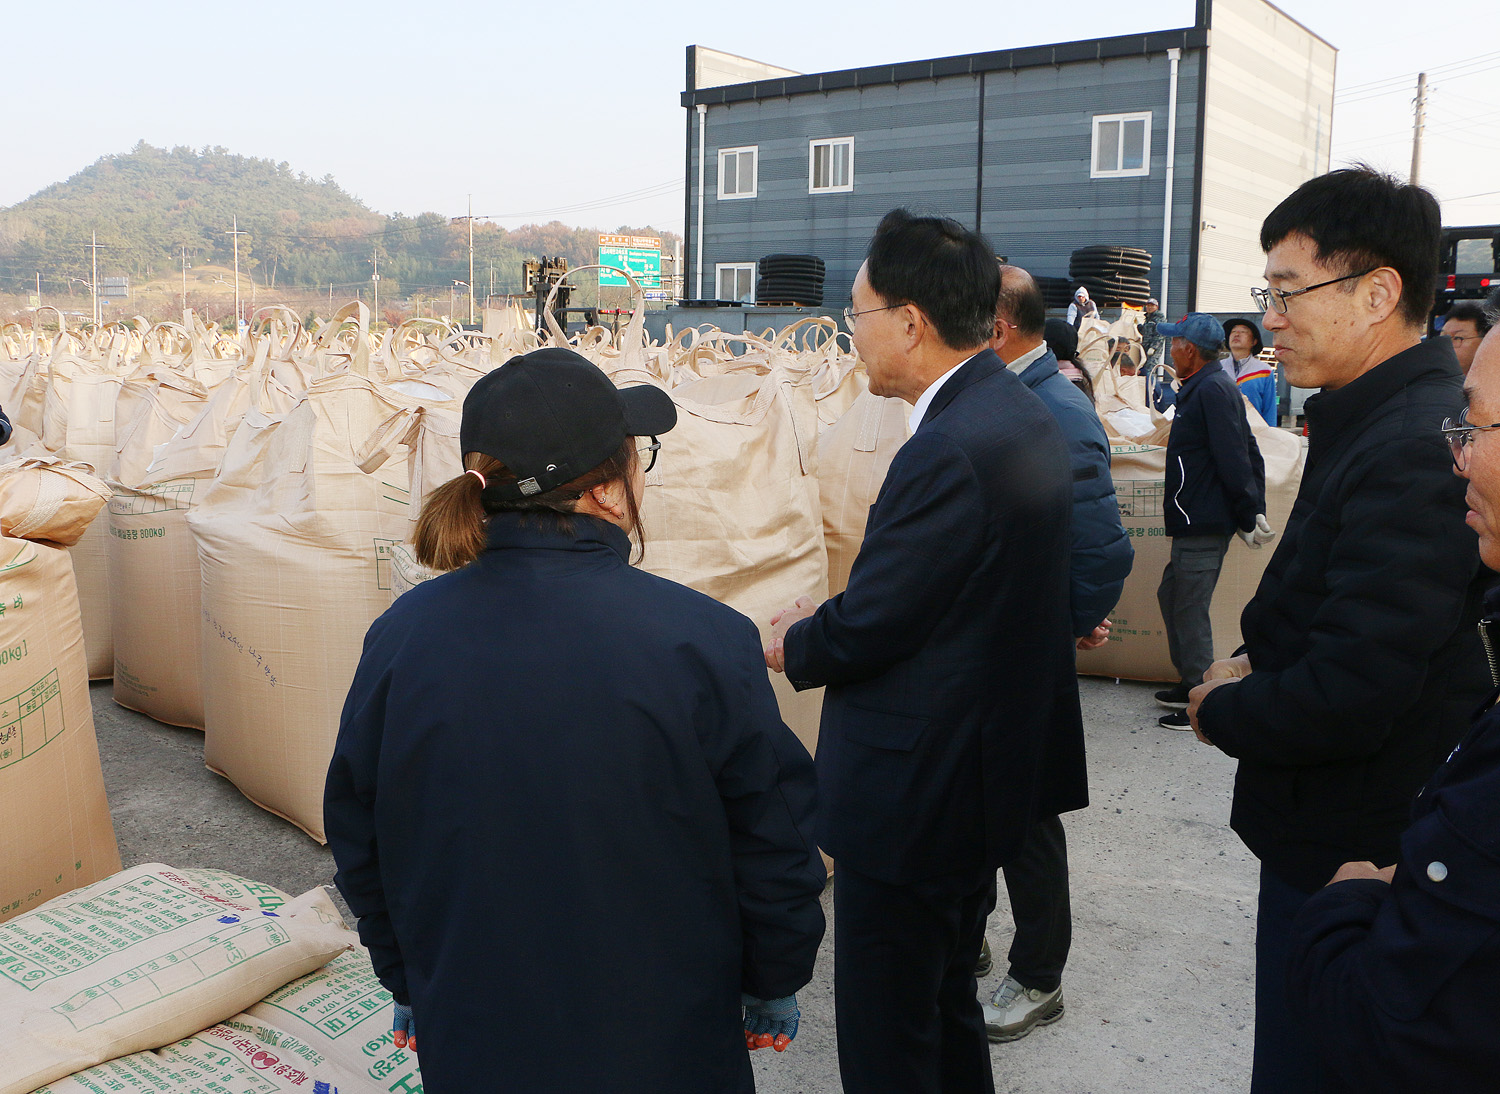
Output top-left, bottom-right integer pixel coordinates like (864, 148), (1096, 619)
(0, 405), (10, 447)
(1289, 589), (1500, 1090)
(1163, 361), (1265, 537)
(1198, 336), (1491, 892)
(1016, 348), (1134, 637)
(326, 514), (826, 1094)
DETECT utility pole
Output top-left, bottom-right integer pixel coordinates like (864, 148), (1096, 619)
(225, 217), (249, 328)
(1411, 71), (1429, 186)
(89, 232), (102, 325)
(34, 272), (40, 311)
(372, 249), (380, 321)
(180, 246), (191, 317)
(468, 194), (475, 325)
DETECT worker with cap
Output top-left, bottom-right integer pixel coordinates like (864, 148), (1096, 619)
(1224, 318), (1278, 425)
(1153, 314), (1273, 728)
(324, 347), (827, 1094)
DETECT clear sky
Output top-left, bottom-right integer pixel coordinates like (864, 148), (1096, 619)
(4, 0), (1497, 232)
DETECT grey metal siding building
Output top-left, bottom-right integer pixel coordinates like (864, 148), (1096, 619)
(682, 0), (1334, 319)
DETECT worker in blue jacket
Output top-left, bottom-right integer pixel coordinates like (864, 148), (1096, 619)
(325, 347), (827, 1094)
(975, 264), (1133, 1041)
(1224, 318), (1278, 426)
(1286, 328), (1500, 1090)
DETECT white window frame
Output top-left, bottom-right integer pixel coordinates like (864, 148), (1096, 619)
(808, 136), (855, 194)
(716, 262), (757, 303)
(717, 145), (758, 200)
(1090, 112), (1152, 178)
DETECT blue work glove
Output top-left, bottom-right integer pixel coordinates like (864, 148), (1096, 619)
(742, 993), (799, 1052)
(392, 1001), (417, 1052)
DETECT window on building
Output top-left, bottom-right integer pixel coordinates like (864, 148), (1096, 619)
(716, 263), (756, 303)
(809, 137), (855, 193)
(718, 146), (757, 199)
(1091, 112), (1152, 178)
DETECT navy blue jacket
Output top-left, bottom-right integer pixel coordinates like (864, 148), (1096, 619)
(1016, 348), (1133, 636)
(1163, 361), (1265, 537)
(325, 513), (826, 1094)
(1289, 591), (1500, 1089)
(784, 349), (1087, 884)
(0, 405), (10, 447)
(1199, 337), (1489, 892)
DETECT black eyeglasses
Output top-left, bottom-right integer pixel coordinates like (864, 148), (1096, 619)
(1442, 414), (1500, 471)
(1250, 268), (1377, 315)
(637, 436), (660, 474)
(843, 303), (902, 328)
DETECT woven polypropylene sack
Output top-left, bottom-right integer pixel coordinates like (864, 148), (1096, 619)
(1075, 411), (1304, 681)
(189, 366), (437, 841)
(0, 867), (351, 1094)
(628, 366), (829, 761)
(0, 526), (120, 929)
(816, 389), (910, 598)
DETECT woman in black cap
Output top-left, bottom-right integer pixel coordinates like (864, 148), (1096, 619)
(325, 347), (826, 1093)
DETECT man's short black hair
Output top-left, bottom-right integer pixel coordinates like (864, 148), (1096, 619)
(1260, 166), (1440, 327)
(996, 265), (1047, 340)
(1446, 299), (1493, 336)
(866, 208), (999, 350)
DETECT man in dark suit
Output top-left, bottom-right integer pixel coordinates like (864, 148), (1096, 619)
(767, 209), (1083, 1094)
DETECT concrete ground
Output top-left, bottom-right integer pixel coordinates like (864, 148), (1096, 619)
(92, 673), (1258, 1093)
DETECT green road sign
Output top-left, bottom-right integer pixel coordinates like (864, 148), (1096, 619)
(598, 235), (661, 289)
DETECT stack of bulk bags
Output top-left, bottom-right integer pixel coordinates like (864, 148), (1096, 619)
(623, 361), (829, 761)
(39, 332), (133, 679)
(190, 306), (454, 841)
(109, 316), (312, 732)
(816, 390), (911, 598)
(0, 311), (68, 461)
(106, 356), (212, 727)
(0, 864), (352, 1094)
(1075, 405), (1304, 682)
(0, 458), (120, 925)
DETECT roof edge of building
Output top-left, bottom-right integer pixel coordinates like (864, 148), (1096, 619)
(681, 26), (1210, 108)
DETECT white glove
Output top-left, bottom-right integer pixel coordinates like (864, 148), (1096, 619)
(1237, 514), (1276, 549)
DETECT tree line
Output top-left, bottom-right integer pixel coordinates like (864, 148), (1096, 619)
(0, 143), (680, 302)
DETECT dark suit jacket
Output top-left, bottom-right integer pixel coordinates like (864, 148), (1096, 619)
(784, 349), (1086, 885)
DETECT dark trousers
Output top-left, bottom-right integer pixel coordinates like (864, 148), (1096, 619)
(1000, 814), (1071, 993)
(834, 862), (998, 1094)
(1157, 534), (1231, 690)
(1251, 863), (1325, 1093)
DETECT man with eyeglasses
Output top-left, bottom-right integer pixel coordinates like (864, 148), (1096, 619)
(769, 209), (1080, 1094)
(1184, 167), (1490, 1093)
(1283, 326), (1500, 1089)
(1437, 300), (1491, 375)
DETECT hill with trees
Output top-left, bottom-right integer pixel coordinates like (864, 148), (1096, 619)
(0, 143), (681, 313)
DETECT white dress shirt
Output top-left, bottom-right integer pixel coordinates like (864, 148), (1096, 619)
(909, 354), (977, 433)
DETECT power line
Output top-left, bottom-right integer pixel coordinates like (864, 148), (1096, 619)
(1335, 49), (1500, 99)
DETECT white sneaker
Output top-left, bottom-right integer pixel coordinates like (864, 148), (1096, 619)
(982, 975), (1065, 1043)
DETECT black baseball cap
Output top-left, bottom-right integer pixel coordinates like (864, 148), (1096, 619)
(460, 347), (676, 502)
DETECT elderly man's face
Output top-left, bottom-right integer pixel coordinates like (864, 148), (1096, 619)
(1461, 330), (1500, 570)
(1260, 232), (1367, 389)
(1443, 317), (1482, 374)
(850, 261), (906, 399)
(1228, 326), (1256, 358)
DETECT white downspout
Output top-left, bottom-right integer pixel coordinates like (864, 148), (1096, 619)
(1161, 47), (1181, 313)
(696, 103), (707, 300)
